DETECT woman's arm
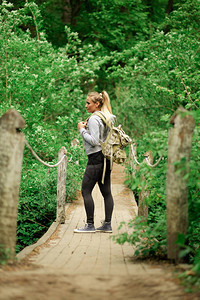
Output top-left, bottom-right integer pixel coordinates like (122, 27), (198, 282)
(79, 116), (100, 146)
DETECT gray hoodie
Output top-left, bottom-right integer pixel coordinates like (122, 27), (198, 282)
(79, 112), (115, 156)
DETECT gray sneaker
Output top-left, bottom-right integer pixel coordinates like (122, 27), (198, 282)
(96, 221), (112, 233)
(74, 223), (96, 233)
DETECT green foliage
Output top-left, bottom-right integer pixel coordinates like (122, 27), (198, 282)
(125, 128), (168, 205)
(119, 130), (168, 260)
(187, 123), (200, 271)
(0, 245), (13, 265)
(178, 265), (200, 293)
(163, 0), (200, 32)
(123, 116), (200, 269)
(105, 0), (200, 135)
(113, 215), (167, 258)
(17, 163), (57, 251)
(8, 0), (178, 49)
(73, 0), (149, 54)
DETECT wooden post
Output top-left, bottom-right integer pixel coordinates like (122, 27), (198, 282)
(56, 146), (67, 224)
(138, 151), (153, 219)
(0, 109), (25, 261)
(166, 107), (195, 262)
(129, 143), (137, 177)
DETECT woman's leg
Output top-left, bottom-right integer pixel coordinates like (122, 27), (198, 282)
(81, 164), (100, 224)
(98, 167), (114, 223)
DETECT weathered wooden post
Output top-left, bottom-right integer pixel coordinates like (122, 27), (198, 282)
(138, 151), (153, 219)
(166, 107), (195, 262)
(0, 109), (25, 261)
(56, 146), (67, 224)
(129, 143), (138, 177)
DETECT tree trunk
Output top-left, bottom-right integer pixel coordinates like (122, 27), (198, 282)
(164, 0), (174, 34)
(166, 0), (174, 14)
(166, 107), (195, 262)
(0, 110), (25, 261)
(62, 0), (82, 26)
(62, 0), (72, 24)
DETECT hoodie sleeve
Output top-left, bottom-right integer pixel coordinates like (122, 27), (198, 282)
(79, 116), (101, 146)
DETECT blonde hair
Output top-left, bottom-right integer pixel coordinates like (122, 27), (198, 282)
(87, 90), (112, 120)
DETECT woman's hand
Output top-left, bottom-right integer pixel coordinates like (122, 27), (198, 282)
(78, 121), (86, 130)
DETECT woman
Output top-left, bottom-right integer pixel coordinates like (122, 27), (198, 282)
(74, 91), (115, 233)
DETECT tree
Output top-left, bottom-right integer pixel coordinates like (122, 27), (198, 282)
(72, 0), (149, 53)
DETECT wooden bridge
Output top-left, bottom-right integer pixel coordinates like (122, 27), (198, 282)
(0, 109), (197, 299)
(0, 164), (193, 299)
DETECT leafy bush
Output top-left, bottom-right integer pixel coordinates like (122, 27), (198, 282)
(73, 0), (149, 54)
(17, 162), (56, 251)
(115, 128), (168, 259)
(105, 0), (200, 136)
(113, 214), (167, 259)
(0, 245), (13, 265)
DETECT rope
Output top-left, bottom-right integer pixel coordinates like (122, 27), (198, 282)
(25, 139), (67, 168)
(130, 143), (162, 167)
(130, 143), (142, 165)
(145, 156), (162, 167)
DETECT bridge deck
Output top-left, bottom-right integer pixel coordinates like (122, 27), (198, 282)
(29, 164), (141, 276)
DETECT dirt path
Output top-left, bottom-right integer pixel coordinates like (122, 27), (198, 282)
(0, 165), (198, 300)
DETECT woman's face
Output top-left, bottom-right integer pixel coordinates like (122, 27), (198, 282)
(85, 98), (100, 113)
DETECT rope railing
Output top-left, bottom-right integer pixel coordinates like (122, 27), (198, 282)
(130, 143), (162, 167)
(129, 142), (163, 220)
(25, 139), (67, 168)
(24, 138), (75, 224)
(130, 144), (142, 165)
(145, 155), (162, 167)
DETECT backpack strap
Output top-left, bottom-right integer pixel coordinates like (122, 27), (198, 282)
(94, 111), (114, 183)
(102, 156), (107, 184)
(93, 111), (112, 129)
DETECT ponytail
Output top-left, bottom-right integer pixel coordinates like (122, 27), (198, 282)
(101, 90), (113, 121)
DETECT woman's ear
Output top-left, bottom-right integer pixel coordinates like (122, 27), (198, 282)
(95, 101), (100, 108)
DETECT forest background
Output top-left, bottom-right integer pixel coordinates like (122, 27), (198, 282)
(0, 0), (199, 290)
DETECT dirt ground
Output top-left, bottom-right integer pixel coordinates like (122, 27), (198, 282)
(0, 261), (199, 300)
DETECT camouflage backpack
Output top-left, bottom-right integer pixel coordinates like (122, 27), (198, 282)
(94, 112), (132, 167)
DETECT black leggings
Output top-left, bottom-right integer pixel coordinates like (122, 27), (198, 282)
(81, 151), (114, 224)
